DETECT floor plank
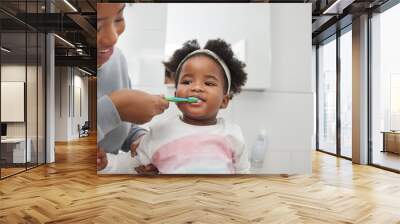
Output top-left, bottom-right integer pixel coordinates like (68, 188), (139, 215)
(0, 135), (399, 223)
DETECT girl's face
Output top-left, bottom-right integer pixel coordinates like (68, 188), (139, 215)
(175, 55), (229, 125)
(97, 3), (126, 67)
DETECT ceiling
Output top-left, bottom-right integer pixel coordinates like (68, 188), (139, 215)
(0, 0), (96, 74)
(309, 0), (390, 44)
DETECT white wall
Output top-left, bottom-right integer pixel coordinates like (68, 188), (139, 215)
(55, 67), (68, 141)
(312, 45), (317, 151)
(117, 3), (168, 87)
(117, 3), (312, 174)
(118, 3), (271, 91)
(1, 66), (26, 139)
(231, 4), (313, 174)
(165, 3), (271, 90)
(1, 79), (24, 123)
(73, 74), (89, 137)
(54, 67), (89, 141)
(1, 65), (35, 137)
(1, 65), (26, 81)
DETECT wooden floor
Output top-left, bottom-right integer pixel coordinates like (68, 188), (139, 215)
(1, 167), (26, 178)
(1, 163), (44, 178)
(1, 135), (400, 223)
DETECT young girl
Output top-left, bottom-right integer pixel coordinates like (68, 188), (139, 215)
(134, 39), (249, 174)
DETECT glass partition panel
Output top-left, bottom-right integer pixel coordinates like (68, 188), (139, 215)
(27, 31), (38, 169)
(1, 30), (27, 178)
(318, 37), (337, 155)
(371, 4), (400, 171)
(0, 0), (47, 179)
(38, 32), (45, 165)
(339, 29), (352, 158)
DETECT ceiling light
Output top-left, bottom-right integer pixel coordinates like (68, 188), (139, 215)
(323, 0), (341, 14)
(322, 0), (354, 15)
(54, 34), (75, 48)
(63, 0), (78, 12)
(76, 49), (84, 55)
(78, 67), (93, 76)
(1, 47), (11, 53)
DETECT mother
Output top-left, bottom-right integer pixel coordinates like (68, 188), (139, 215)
(97, 3), (168, 172)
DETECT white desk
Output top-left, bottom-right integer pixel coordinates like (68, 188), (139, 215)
(1, 138), (31, 163)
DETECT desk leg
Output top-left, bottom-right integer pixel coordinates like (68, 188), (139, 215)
(382, 133), (386, 153)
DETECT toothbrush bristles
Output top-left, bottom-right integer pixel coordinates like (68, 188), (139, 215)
(188, 97), (199, 103)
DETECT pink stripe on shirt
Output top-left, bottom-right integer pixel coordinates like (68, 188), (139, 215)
(152, 134), (235, 174)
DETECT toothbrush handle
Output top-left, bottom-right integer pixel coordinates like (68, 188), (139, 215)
(165, 96), (186, 103)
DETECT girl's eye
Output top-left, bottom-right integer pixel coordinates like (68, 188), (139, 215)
(114, 17), (124, 23)
(205, 81), (217, 86)
(181, 80), (191, 85)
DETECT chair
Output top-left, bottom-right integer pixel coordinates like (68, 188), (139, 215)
(78, 121), (90, 138)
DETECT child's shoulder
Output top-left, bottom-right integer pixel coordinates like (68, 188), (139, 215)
(217, 118), (245, 146)
(217, 118), (243, 134)
(148, 115), (180, 131)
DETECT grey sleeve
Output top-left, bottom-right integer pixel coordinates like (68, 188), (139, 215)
(118, 67), (147, 151)
(120, 124), (148, 152)
(97, 94), (122, 142)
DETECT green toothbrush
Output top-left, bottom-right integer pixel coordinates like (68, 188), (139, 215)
(165, 96), (199, 103)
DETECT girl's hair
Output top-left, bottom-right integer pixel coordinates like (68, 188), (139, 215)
(163, 39), (247, 98)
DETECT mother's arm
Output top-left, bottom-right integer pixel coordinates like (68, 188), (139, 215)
(120, 124), (147, 153)
(97, 90), (169, 142)
(97, 94), (122, 142)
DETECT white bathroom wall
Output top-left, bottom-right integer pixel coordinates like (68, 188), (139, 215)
(117, 3), (168, 87)
(118, 3), (271, 91)
(165, 3), (271, 90)
(243, 3), (312, 174)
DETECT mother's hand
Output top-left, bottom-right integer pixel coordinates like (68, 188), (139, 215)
(135, 164), (159, 175)
(109, 89), (169, 124)
(97, 148), (107, 171)
(130, 134), (145, 157)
